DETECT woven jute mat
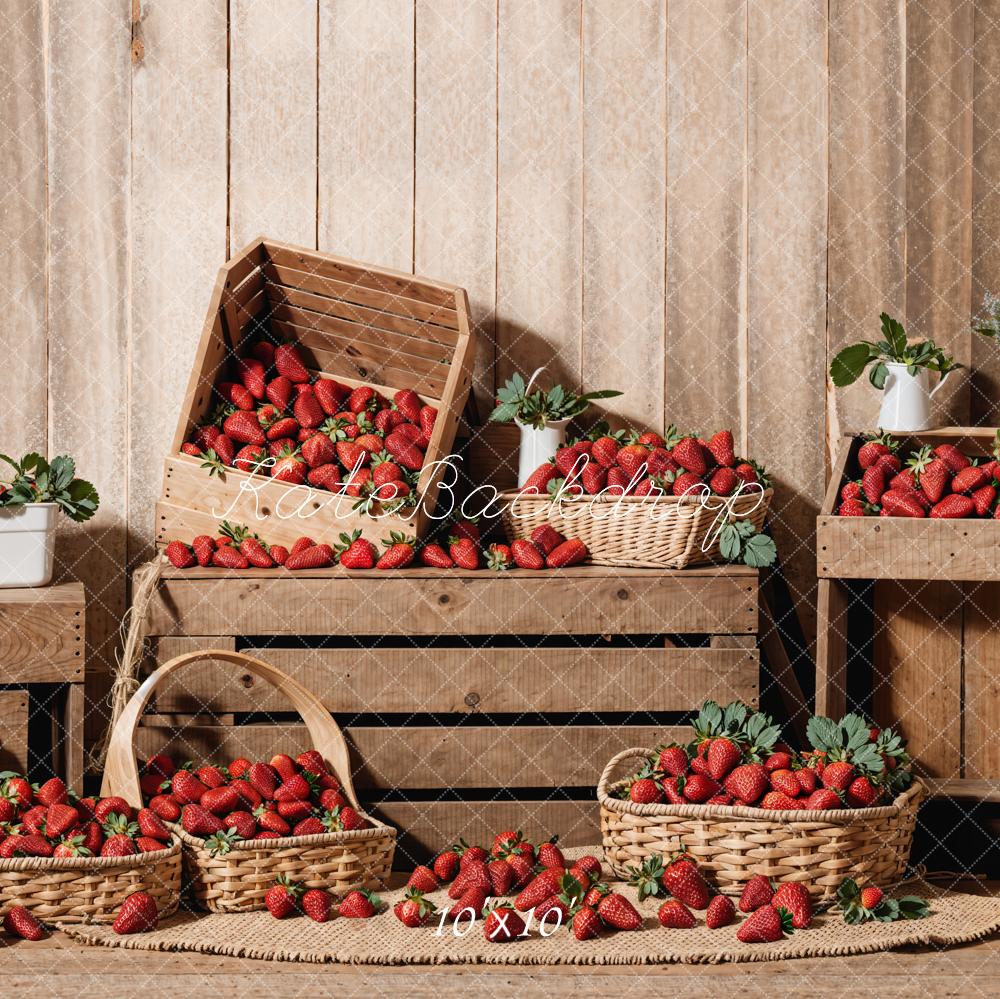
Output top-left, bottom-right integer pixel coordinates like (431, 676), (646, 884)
(59, 877), (1000, 966)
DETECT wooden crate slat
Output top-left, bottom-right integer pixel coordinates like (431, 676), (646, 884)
(150, 643), (758, 715)
(146, 568), (759, 637)
(136, 720), (679, 789)
(959, 581), (1000, 779)
(0, 582), (85, 683)
(0, 690), (29, 773)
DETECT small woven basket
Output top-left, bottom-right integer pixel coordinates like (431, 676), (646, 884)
(102, 649), (396, 913)
(499, 488), (772, 569)
(0, 838), (181, 925)
(598, 748), (925, 902)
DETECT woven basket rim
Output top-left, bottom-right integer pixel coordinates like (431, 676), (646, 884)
(499, 487), (774, 506)
(0, 837), (181, 872)
(597, 747), (925, 823)
(170, 813), (396, 855)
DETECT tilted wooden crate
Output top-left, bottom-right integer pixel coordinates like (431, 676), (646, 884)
(156, 238), (476, 550)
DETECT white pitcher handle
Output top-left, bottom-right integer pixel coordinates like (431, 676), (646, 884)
(929, 370), (949, 397)
(524, 366), (548, 396)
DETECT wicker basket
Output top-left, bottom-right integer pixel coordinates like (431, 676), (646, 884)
(102, 649), (396, 913)
(0, 834), (180, 925)
(500, 488), (772, 569)
(598, 748), (925, 902)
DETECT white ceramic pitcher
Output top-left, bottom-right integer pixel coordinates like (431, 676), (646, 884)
(877, 363), (946, 432)
(515, 366), (571, 487)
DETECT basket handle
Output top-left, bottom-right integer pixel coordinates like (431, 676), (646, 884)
(596, 747), (654, 799)
(101, 649), (358, 810)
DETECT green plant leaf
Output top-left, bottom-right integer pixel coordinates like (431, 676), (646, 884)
(59, 478), (100, 523)
(830, 343), (875, 387)
(49, 455), (76, 491)
(743, 533), (777, 568)
(869, 362), (889, 389)
(880, 312), (908, 357)
(719, 524), (742, 561)
(897, 896), (930, 920)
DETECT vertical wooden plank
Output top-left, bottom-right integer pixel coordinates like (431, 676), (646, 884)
(874, 581), (962, 778)
(496, 0), (582, 390)
(230, 0), (317, 250)
(905, 1), (974, 425)
(130, 0), (228, 564)
(0, 0), (47, 457)
(414, 0), (497, 411)
(47, 0), (132, 750)
(961, 582), (1000, 779)
(665, 0), (746, 442)
(746, 0), (827, 643)
(582, 0), (665, 432)
(815, 578), (849, 719)
(827, 0), (906, 444)
(971, 0), (1000, 423)
(318, 0), (414, 271)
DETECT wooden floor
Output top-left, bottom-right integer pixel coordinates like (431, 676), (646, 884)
(4, 928), (1000, 998)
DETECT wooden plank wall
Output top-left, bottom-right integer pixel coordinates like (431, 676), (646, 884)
(2, 1), (997, 751)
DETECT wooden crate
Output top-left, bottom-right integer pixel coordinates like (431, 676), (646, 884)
(0, 690), (29, 773)
(136, 565), (761, 863)
(156, 237), (476, 550)
(816, 430), (1000, 798)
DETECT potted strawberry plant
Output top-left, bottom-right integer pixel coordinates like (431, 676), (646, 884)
(489, 369), (621, 487)
(829, 312), (960, 431)
(0, 453), (100, 587)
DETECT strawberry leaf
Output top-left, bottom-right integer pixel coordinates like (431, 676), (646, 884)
(743, 533), (777, 568)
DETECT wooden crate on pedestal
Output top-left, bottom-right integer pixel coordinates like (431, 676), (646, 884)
(134, 563), (761, 865)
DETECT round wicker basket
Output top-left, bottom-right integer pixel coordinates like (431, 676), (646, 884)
(598, 747), (925, 902)
(101, 649), (396, 913)
(500, 488), (772, 569)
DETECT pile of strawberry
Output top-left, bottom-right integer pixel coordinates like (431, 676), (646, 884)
(182, 337), (436, 509)
(164, 519), (589, 571)
(521, 426), (769, 498)
(2, 889), (161, 941)
(263, 875), (381, 923)
(837, 431), (1000, 518)
(617, 701), (913, 812)
(0, 772), (173, 859)
(137, 749), (369, 853)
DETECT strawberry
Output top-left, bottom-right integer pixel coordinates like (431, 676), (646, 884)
(371, 456), (404, 486)
(236, 357), (267, 399)
(265, 376), (294, 411)
(507, 854), (534, 890)
(536, 839), (564, 869)
(821, 761), (856, 791)
(419, 405), (437, 440)
(36, 777), (68, 806)
(768, 769), (801, 798)
(845, 775), (882, 808)
(135, 835), (168, 853)
(839, 500), (866, 516)
(339, 533), (377, 569)
(246, 762), (278, 798)
(407, 865), (439, 893)
(223, 410), (266, 446)
(393, 388), (423, 422)
(306, 463), (341, 491)
(376, 532), (416, 569)
(572, 855), (603, 883)
(657, 899), (696, 928)
(136, 808), (170, 841)
(589, 436), (620, 468)
(707, 430), (736, 467)
(858, 438), (893, 469)
(420, 542), (454, 568)
(514, 868), (565, 911)
(336, 440), (368, 470)
(794, 767), (817, 794)
(239, 537), (274, 568)
(222, 810), (256, 839)
(449, 537), (480, 569)
(662, 854), (711, 910)
(53, 835), (92, 858)
(291, 817), (323, 836)
(629, 776), (663, 804)
(339, 887), (381, 918)
(394, 888), (436, 927)
(737, 904), (794, 943)
(433, 849), (460, 882)
(181, 442), (202, 457)
(760, 791), (801, 810)
(706, 893), (736, 928)
(148, 795), (181, 821)
(301, 432), (336, 468)
(572, 905), (602, 940)
(265, 875), (302, 918)
(181, 804), (223, 836)
(874, 452), (902, 475)
(581, 463), (608, 494)
(680, 773), (719, 803)
(772, 882), (813, 928)
(228, 757), (252, 779)
(861, 464), (886, 505)
(546, 538), (588, 568)
(324, 804), (367, 831)
(521, 462), (558, 494)
(3, 905), (46, 940)
(614, 443), (649, 478)
(487, 859), (515, 895)
(218, 380), (255, 411)
(486, 543), (512, 570)
(271, 447), (307, 485)
(931, 494), (975, 518)
(274, 343), (310, 383)
(101, 834), (137, 857)
(657, 745), (689, 777)
(0, 835), (53, 858)
(94, 795), (132, 821)
(596, 892), (642, 930)
(511, 539), (545, 569)
(314, 378), (349, 414)
(265, 416), (300, 441)
(879, 489), (925, 518)
(920, 458), (951, 503)
(253, 808), (290, 836)
(297, 749), (328, 775)
(952, 465), (990, 494)
(973, 484), (996, 516)
(286, 545), (334, 570)
(274, 774), (311, 802)
(528, 524), (564, 555)
(647, 447), (675, 476)
(212, 545), (250, 569)
(805, 788), (842, 810)
(192, 535), (215, 567)
(840, 481), (863, 502)
(733, 462), (759, 485)
(555, 445), (584, 479)
(43, 802), (78, 838)
(347, 386), (378, 414)
(860, 886), (884, 910)
(672, 471), (704, 496)
(933, 443), (970, 473)
(165, 541), (195, 568)
(483, 902), (524, 942)
(707, 737), (742, 780)
(709, 466), (739, 496)
(301, 888), (332, 923)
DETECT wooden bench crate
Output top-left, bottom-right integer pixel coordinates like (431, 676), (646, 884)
(156, 237), (476, 550)
(817, 429), (1000, 803)
(135, 564), (761, 865)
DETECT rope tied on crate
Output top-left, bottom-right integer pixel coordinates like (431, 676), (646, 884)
(87, 557), (163, 771)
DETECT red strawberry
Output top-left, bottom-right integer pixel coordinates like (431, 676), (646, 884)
(239, 536), (274, 568)
(394, 889), (436, 928)
(861, 464), (886, 505)
(181, 804), (223, 836)
(265, 416), (299, 441)
(218, 380), (255, 411)
(511, 539), (545, 569)
(591, 436), (621, 468)
(246, 762), (278, 798)
(616, 443), (650, 478)
(581, 463), (607, 494)
(482, 902), (524, 942)
(419, 405), (437, 440)
(253, 808), (290, 836)
(661, 854), (711, 909)
(148, 795), (181, 821)
(572, 905), (602, 940)
(880, 489), (926, 518)
(821, 761), (856, 791)
(760, 791), (802, 810)
(101, 834), (137, 857)
(4, 905), (46, 940)
(274, 343), (310, 383)
(536, 839), (564, 870)
(339, 534), (377, 569)
(736, 904), (794, 943)
(94, 795), (132, 821)
(336, 440), (368, 470)
(223, 410), (265, 446)
(487, 859), (515, 895)
(805, 788), (842, 810)
(707, 430), (735, 467)
(920, 458), (951, 503)
(393, 388), (422, 422)
(236, 357), (267, 399)
(0, 835), (53, 858)
(339, 888), (380, 918)
(657, 745), (689, 777)
(376, 533), (416, 569)
(930, 494), (976, 518)
(300, 888), (332, 923)
(274, 774), (311, 802)
(265, 875), (303, 918)
(514, 868), (565, 911)
(306, 463), (341, 491)
(680, 773), (719, 803)
(507, 854), (534, 890)
(35, 777), (68, 806)
(136, 808), (170, 841)
(706, 737), (741, 780)
(301, 432), (336, 468)
(845, 775), (882, 808)
(793, 767), (817, 794)
(135, 836), (168, 853)
(706, 893), (736, 928)
(673, 438), (708, 475)
(839, 499), (866, 516)
(191, 535), (215, 567)
(952, 465), (990, 494)
(314, 378), (349, 414)
(709, 467), (739, 496)
(222, 810), (256, 839)
(384, 432), (424, 471)
(657, 899), (696, 928)
(265, 375), (294, 411)
(772, 881), (813, 928)
(629, 777), (663, 804)
(520, 462), (558, 494)
(769, 769), (801, 798)
(286, 545), (334, 570)
(407, 865), (439, 893)
(546, 538), (588, 568)
(271, 448), (307, 485)
(290, 816), (323, 836)
(933, 443), (970, 473)
(433, 850), (460, 882)
(596, 892), (642, 930)
(165, 540), (196, 568)
(860, 886), (885, 910)
(449, 537), (480, 570)
(529, 524), (564, 555)
(858, 438), (892, 469)
(347, 386), (378, 414)
(211, 545), (250, 569)
(420, 542), (453, 568)
(672, 471), (704, 496)
(973, 484), (996, 516)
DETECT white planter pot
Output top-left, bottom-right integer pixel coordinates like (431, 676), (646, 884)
(517, 418), (571, 488)
(0, 503), (58, 588)
(877, 362), (946, 432)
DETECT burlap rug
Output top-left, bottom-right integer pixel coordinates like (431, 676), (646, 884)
(59, 877), (1000, 966)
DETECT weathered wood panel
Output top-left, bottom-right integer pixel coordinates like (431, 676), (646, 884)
(318, 0), (413, 270)
(665, 0), (746, 443)
(0, 582), (85, 683)
(827, 0), (907, 444)
(230, 0), (317, 250)
(582, 0), (665, 433)
(47, 0), (132, 746)
(130, 0), (228, 562)
(0, 691), (29, 773)
(906, 0), (974, 425)
(414, 0), (497, 412)
(496, 0), (582, 389)
(960, 581), (1000, 779)
(0, 0), (47, 457)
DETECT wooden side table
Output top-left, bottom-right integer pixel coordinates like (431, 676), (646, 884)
(0, 582), (85, 787)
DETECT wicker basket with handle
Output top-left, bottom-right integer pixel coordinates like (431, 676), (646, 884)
(102, 648), (396, 913)
(598, 747), (924, 902)
(499, 489), (771, 569)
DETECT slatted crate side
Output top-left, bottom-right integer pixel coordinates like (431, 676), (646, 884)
(145, 568), (760, 638)
(0, 583), (85, 683)
(818, 429), (1000, 580)
(146, 640), (759, 716)
(0, 690), (29, 773)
